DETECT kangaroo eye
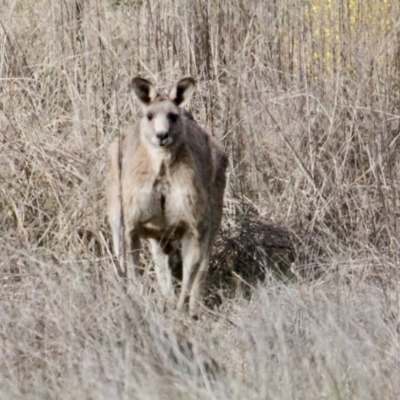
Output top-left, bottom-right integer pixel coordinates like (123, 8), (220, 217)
(168, 113), (178, 123)
(147, 113), (153, 121)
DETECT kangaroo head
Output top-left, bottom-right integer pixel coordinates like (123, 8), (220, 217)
(132, 77), (196, 148)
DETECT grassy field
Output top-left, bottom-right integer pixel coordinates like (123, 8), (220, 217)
(1, 0), (400, 398)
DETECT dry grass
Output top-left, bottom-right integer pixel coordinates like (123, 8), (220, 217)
(1, 0), (400, 398)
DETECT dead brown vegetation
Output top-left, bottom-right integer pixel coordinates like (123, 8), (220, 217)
(1, 0), (400, 398)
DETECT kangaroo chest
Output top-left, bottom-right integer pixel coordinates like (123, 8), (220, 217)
(129, 159), (196, 229)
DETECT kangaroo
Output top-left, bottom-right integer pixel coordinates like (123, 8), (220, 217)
(106, 77), (227, 316)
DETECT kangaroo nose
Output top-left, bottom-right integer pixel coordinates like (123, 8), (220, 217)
(156, 132), (168, 140)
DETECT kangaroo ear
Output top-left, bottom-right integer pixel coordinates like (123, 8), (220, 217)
(131, 77), (157, 105)
(169, 77), (196, 107)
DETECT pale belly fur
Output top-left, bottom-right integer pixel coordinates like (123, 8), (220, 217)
(126, 175), (196, 233)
